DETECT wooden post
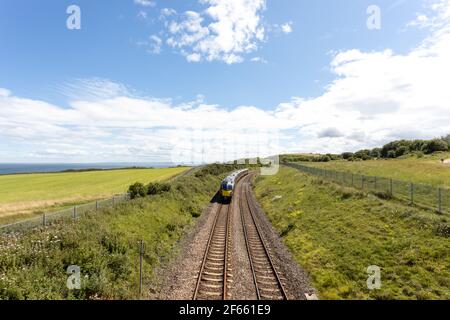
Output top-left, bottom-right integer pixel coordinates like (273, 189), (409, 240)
(351, 174), (354, 187)
(73, 206), (77, 219)
(362, 176), (365, 190)
(139, 240), (144, 298)
(374, 177), (377, 191)
(410, 183), (414, 205)
(438, 188), (442, 214)
(390, 178), (393, 196)
(42, 213), (46, 226)
(96, 201), (98, 211)
(112, 196), (115, 207)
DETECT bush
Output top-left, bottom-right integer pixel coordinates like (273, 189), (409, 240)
(318, 155), (331, 162)
(147, 182), (171, 195)
(128, 182), (147, 199)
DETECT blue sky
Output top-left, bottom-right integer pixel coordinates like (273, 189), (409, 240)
(0, 0), (449, 163)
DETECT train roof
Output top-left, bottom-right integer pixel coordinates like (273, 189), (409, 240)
(222, 169), (249, 184)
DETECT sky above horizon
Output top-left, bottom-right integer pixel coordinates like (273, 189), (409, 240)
(0, 0), (449, 163)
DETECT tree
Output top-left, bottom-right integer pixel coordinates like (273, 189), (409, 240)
(354, 149), (372, 160)
(387, 150), (396, 158)
(342, 152), (354, 160)
(410, 140), (426, 152)
(381, 140), (412, 158)
(370, 148), (381, 158)
(395, 145), (409, 157)
(423, 139), (449, 154)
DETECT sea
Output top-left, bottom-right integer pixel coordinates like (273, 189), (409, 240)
(0, 163), (182, 175)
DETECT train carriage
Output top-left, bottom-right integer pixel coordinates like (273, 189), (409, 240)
(220, 169), (249, 201)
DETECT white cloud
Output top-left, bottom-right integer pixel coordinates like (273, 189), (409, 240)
(0, 88), (10, 97)
(250, 56), (268, 64)
(0, 78), (285, 163)
(137, 10), (148, 20)
(281, 22), (293, 34)
(162, 0), (266, 64)
(407, 0), (450, 29)
(160, 8), (177, 18)
(134, 0), (155, 7)
(148, 35), (162, 54)
(56, 78), (130, 101)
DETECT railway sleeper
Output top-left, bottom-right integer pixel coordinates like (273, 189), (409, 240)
(201, 283), (223, 290)
(201, 276), (223, 282)
(260, 294), (284, 300)
(203, 271), (224, 277)
(204, 267), (224, 273)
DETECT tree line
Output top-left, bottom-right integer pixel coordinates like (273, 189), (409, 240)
(282, 134), (450, 163)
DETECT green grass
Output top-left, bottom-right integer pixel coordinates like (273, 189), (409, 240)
(0, 167), (189, 224)
(298, 152), (450, 187)
(0, 165), (227, 300)
(254, 166), (450, 300)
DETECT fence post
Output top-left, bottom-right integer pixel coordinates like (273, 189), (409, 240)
(351, 174), (354, 187)
(438, 188), (442, 214)
(362, 176), (365, 190)
(374, 177), (377, 191)
(96, 201), (98, 211)
(390, 178), (393, 196)
(410, 183), (414, 205)
(42, 213), (46, 226)
(73, 206), (77, 219)
(139, 240), (144, 298)
(112, 196), (115, 207)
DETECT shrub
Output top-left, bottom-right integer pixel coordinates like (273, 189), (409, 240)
(375, 191), (393, 200)
(128, 182), (147, 199)
(147, 182), (171, 195)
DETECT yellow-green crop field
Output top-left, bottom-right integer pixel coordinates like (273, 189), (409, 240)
(0, 167), (189, 224)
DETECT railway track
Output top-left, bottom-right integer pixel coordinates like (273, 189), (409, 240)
(240, 175), (288, 300)
(193, 173), (287, 300)
(193, 203), (232, 300)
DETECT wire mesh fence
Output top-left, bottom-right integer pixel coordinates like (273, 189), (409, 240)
(0, 193), (130, 233)
(286, 163), (449, 215)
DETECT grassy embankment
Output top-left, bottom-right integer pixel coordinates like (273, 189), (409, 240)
(298, 152), (450, 187)
(0, 164), (243, 299)
(0, 167), (189, 225)
(254, 165), (450, 300)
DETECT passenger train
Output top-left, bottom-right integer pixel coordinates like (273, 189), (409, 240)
(220, 169), (249, 201)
